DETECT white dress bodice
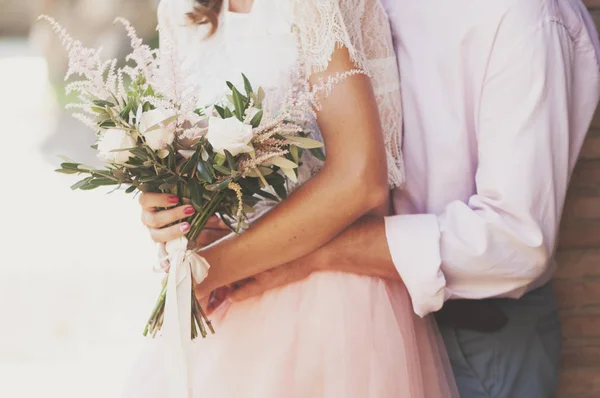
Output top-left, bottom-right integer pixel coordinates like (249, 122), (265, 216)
(158, 0), (406, 188)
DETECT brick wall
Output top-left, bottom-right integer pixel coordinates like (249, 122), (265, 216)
(555, 2), (600, 397)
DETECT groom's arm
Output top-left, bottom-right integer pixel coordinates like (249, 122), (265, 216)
(227, 215), (400, 304)
(232, 11), (600, 316)
(383, 14), (600, 316)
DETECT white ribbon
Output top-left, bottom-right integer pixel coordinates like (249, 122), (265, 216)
(161, 236), (211, 398)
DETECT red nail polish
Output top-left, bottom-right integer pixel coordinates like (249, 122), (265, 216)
(169, 196), (179, 204)
(184, 206), (195, 215)
(181, 223), (190, 232)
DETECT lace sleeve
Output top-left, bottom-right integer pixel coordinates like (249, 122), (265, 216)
(292, 0), (405, 187)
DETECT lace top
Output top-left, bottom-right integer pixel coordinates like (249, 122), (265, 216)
(158, 0), (405, 187)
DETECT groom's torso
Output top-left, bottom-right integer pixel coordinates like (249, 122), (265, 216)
(381, 0), (598, 216)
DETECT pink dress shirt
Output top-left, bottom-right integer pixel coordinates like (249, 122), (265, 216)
(381, 0), (600, 317)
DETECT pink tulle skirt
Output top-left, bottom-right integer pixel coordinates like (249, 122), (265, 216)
(122, 271), (458, 397)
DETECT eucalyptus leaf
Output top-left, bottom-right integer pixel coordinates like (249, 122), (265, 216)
(273, 183), (288, 200)
(92, 99), (115, 108)
(71, 177), (93, 190)
(188, 180), (205, 209)
(249, 109), (263, 128)
(310, 148), (326, 162)
(286, 136), (324, 149)
(242, 73), (253, 95)
(197, 161), (214, 183)
(214, 105), (226, 119)
(91, 178), (120, 186)
(290, 145), (299, 163)
(55, 168), (81, 175)
(99, 120), (116, 128)
(215, 153), (226, 166)
(280, 167), (298, 183)
(224, 150), (237, 171)
(269, 156), (298, 170)
(144, 115), (178, 133)
(213, 164), (232, 176)
(257, 87), (266, 104)
(231, 86), (246, 121)
(206, 178), (232, 192)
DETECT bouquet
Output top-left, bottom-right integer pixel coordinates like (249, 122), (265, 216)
(40, 16), (324, 340)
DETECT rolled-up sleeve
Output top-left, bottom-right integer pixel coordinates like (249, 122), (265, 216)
(386, 18), (600, 317)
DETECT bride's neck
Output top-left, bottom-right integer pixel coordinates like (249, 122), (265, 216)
(228, 0), (254, 13)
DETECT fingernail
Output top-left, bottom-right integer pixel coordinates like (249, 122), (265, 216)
(169, 195), (179, 204)
(184, 205), (195, 215)
(180, 223), (190, 232)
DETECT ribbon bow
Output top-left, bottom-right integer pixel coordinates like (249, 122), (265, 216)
(161, 236), (210, 398)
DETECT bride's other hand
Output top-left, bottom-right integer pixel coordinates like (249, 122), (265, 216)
(139, 192), (230, 245)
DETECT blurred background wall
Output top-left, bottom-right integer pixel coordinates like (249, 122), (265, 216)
(556, 2), (600, 397)
(0, 1), (164, 397)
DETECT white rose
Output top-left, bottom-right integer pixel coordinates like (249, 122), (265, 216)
(96, 129), (136, 164)
(139, 108), (175, 151)
(206, 116), (253, 156)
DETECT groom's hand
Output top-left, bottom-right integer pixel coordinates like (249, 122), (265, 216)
(228, 259), (315, 303)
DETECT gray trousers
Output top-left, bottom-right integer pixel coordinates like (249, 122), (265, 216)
(438, 284), (562, 398)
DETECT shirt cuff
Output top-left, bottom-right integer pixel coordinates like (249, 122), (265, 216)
(384, 214), (447, 317)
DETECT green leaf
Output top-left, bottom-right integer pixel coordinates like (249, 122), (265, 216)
(238, 178), (276, 201)
(55, 168), (80, 175)
(144, 115), (178, 133)
(92, 99), (115, 108)
(91, 178), (120, 186)
(214, 105), (226, 118)
(119, 104), (132, 120)
(257, 87), (266, 104)
(70, 177), (94, 190)
(290, 145), (299, 163)
(188, 180), (205, 209)
(144, 85), (155, 97)
(79, 182), (99, 191)
(214, 153), (226, 166)
(91, 106), (107, 114)
(224, 150), (237, 171)
(99, 119), (116, 128)
(196, 161), (214, 183)
(273, 183), (288, 200)
(249, 109), (263, 128)
(310, 148), (326, 162)
(231, 86), (246, 121)
(242, 73), (253, 95)
(180, 152), (199, 176)
(213, 163), (232, 176)
(269, 156), (298, 170)
(286, 136), (324, 149)
(223, 107), (234, 119)
(125, 185), (137, 194)
(280, 167), (298, 183)
(264, 172), (286, 186)
(206, 178), (232, 192)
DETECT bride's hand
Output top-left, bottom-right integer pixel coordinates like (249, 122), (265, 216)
(139, 192), (230, 246)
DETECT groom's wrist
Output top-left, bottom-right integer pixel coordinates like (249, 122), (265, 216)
(308, 244), (334, 273)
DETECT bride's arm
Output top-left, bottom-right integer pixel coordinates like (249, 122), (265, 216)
(195, 47), (389, 296)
